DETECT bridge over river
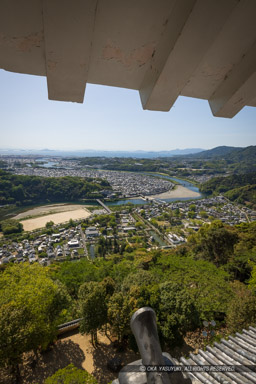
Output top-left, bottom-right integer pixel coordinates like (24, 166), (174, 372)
(96, 199), (112, 214)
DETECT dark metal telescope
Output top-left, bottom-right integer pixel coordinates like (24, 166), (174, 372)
(112, 307), (194, 384)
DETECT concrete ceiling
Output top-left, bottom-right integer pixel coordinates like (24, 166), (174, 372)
(1, 0), (256, 118)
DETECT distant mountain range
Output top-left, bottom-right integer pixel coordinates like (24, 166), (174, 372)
(187, 145), (256, 161)
(0, 146), (254, 160)
(0, 148), (204, 158)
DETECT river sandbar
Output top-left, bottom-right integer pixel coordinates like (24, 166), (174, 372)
(14, 203), (90, 219)
(148, 185), (200, 199)
(16, 205), (91, 231)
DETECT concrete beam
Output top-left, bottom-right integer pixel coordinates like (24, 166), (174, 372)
(139, 0), (196, 110)
(181, 0), (256, 100)
(139, 0), (238, 111)
(0, 0), (45, 76)
(43, 0), (97, 103)
(209, 41), (256, 118)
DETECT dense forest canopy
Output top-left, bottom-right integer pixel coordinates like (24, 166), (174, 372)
(0, 263), (70, 376)
(0, 170), (111, 206)
(0, 219), (23, 235)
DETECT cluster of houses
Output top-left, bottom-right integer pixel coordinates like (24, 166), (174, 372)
(85, 226), (100, 239)
(131, 195), (256, 247)
(187, 173), (225, 183)
(120, 214), (136, 232)
(105, 172), (173, 197)
(2, 156), (79, 170)
(135, 202), (167, 220)
(86, 213), (137, 238)
(171, 196), (256, 225)
(0, 240), (37, 265)
(11, 165), (174, 198)
(135, 195), (256, 228)
(0, 226), (85, 266)
(0, 210), (143, 265)
(2, 154), (256, 262)
(1, 193), (255, 264)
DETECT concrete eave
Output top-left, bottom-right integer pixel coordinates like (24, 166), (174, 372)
(1, 0), (256, 117)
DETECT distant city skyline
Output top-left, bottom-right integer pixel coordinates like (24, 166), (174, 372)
(1, 70), (256, 151)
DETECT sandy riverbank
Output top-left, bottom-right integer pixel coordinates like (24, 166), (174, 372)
(14, 204), (92, 231)
(14, 204), (91, 219)
(148, 185), (201, 199)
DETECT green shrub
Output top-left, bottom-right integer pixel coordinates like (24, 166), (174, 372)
(44, 364), (97, 384)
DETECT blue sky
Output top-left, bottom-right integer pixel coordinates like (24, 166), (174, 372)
(1, 69), (256, 151)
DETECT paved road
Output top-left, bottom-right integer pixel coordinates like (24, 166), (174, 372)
(134, 213), (173, 246)
(78, 225), (89, 259)
(222, 195), (250, 223)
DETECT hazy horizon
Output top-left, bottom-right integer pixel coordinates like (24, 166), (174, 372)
(0, 145), (247, 152)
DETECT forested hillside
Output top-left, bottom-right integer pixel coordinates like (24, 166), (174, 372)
(187, 146), (256, 174)
(200, 172), (256, 208)
(226, 146), (256, 173)
(201, 172), (256, 194)
(189, 146), (241, 159)
(227, 145), (256, 162)
(224, 185), (256, 208)
(0, 170), (110, 206)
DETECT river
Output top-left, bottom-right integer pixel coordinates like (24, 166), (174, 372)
(27, 160), (202, 205)
(35, 159), (58, 168)
(106, 174), (202, 206)
(151, 174), (198, 191)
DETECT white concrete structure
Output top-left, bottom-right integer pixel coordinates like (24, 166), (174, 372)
(1, 0), (256, 117)
(168, 233), (185, 245)
(67, 239), (79, 248)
